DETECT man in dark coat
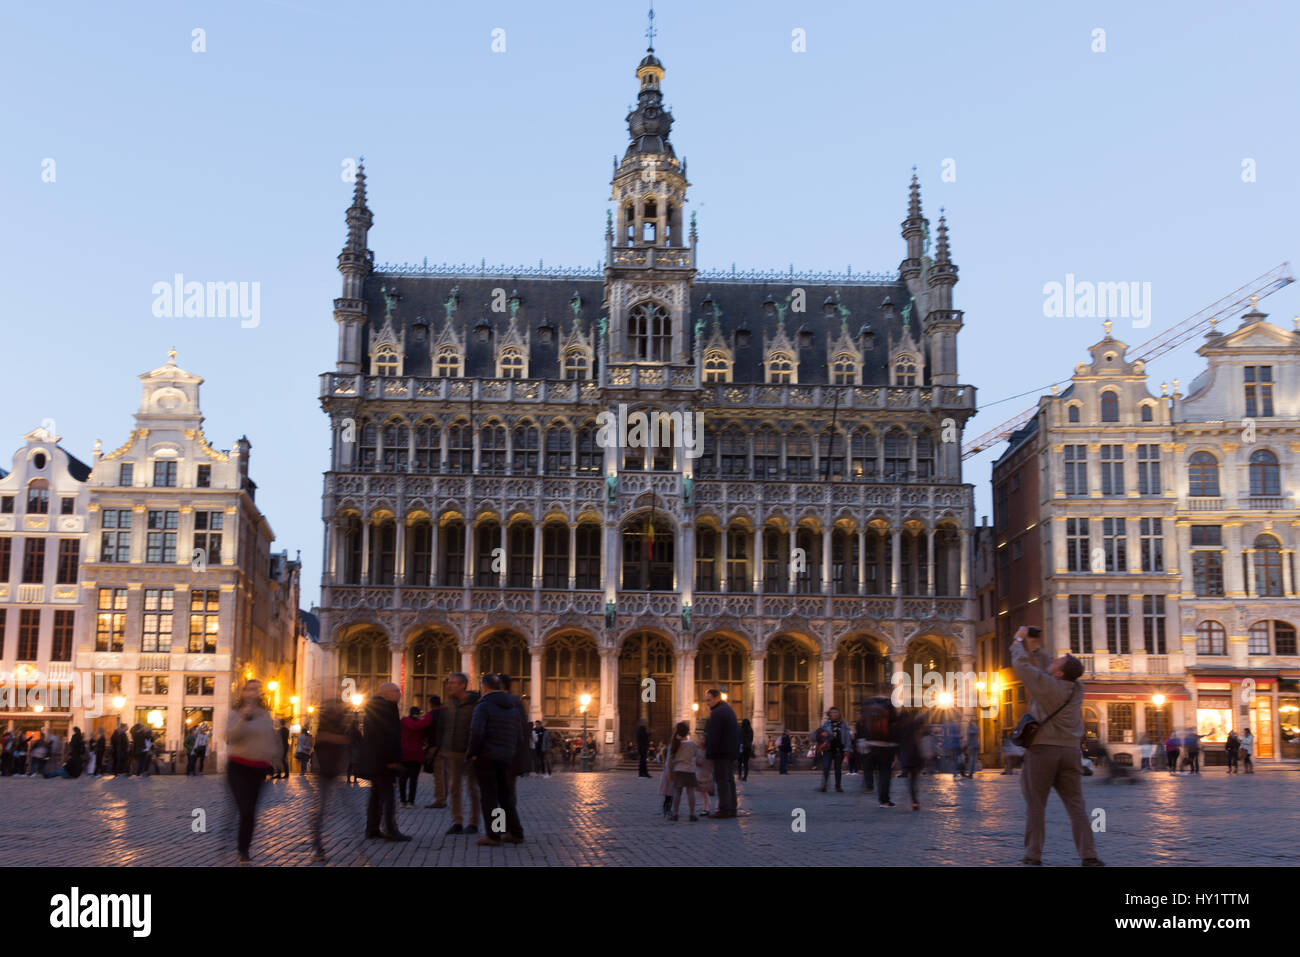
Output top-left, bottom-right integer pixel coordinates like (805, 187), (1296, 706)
(92, 730), (106, 775)
(635, 719), (651, 777)
(467, 673), (529, 846)
(704, 689), (740, 818)
(361, 683), (409, 841)
(111, 725), (128, 774)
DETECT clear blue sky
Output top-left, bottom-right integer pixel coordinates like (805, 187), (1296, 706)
(4, 0), (1298, 607)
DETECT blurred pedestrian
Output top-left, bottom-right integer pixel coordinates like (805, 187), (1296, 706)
(66, 727), (85, 778)
(1240, 728), (1254, 773)
(532, 720), (552, 777)
(739, 719), (754, 781)
(1225, 730), (1240, 773)
(309, 698), (349, 862)
(636, 718), (651, 778)
(1183, 729), (1202, 775)
(962, 719), (980, 778)
(192, 724), (210, 774)
(295, 726), (313, 775)
(275, 719), (291, 779)
(91, 729), (106, 776)
(346, 713), (362, 784)
(423, 695), (447, 807)
(1164, 733), (1181, 774)
(361, 683), (409, 841)
(860, 696), (899, 807)
(897, 708), (928, 810)
(225, 679), (280, 864)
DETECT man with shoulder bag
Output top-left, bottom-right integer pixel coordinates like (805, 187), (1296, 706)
(1010, 625), (1104, 867)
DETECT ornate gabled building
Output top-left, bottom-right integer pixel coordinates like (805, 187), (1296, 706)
(318, 41), (978, 761)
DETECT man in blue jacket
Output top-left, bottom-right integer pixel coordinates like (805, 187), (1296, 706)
(467, 673), (529, 846)
(704, 689), (740, 818)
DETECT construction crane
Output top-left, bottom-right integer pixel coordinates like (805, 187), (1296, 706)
(961, 262), (1295, 460)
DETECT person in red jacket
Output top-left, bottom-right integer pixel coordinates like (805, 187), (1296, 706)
(399, 706), (435, 808)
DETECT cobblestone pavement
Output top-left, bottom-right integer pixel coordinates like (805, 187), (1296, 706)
(1, 766), (1296, 867)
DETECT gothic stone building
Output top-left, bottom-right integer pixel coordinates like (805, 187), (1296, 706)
(317, 46), (978, 760)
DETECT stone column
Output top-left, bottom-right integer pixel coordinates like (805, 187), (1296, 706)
(599, 648), (618, 748)
(720, 524), (730, 592)
(787, 527), (797, 592)
(821, 653), (835, 717)
(529, 649), (543, 721)
(891, 528), (902, 596)
(463, 523), (474, 588)
(959, 527), (971, 597)
(926, 528), (936, 596)
(753, 525), (763, 593)
(360, 518), (371, 584)
(859, 528), (868, 594)
(532, 524), (543, 589)
(750, 652), (766, 745)
(395, 518), (407, 586)
(499, 521), (508, 588)
(460, 648), (474, 682)
(567, 523), (577, 589)
(429, 520), (440, 587)
(822, 527), (832, 595)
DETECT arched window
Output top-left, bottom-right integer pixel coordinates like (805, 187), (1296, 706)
(703, 351), (731, 383)
(414, 421), (440, 472)
(1253, 534), (1284, 596)
(1249, 449), (1280, 497)
(513, 423), (539, 473)
(694, 526), (718, 591)
(721, 426), (747, 477)
(374, 347), (400, 376)
(358, 421), (378, 472)
(447, 422), (473, 473)
(1067, 405), (1080, 423)
(1100, 391), (1119, 422)
(340, 629), (391, 698)
(434, 346), (463, 378)
(694, 636), (747, 717)
(562, 349), (591, 380)
(628, 301), (671, 361)
(894, 355), (917, 386)
(884, 428), (910, 481)
(1251, 620), (1298, 655)
(498, 348), (526, 379)
(1140, 404), (1153, 422)
(753, 426), (780, 478)
(479, 423), (506, 473)
(408, 630), (458, 704)
(478, 632), (530, 704)
(830, 354), (857, 385)
(576, 421), (601, 474)
(1195, 620), (1226, 656)
(786, 429), (812, 479)
(915, 431), (935, 481)
(544, 634), (600, 720)
(851, 430), (878, 481)
(818, 428), (845, 480)
(764, 636), (812, 733)
(767, 352), (796, 385)
(622, 516), (675, 590)
(1187, 452), (1220, 497)
(545, 424), (572, 474)
(382, 421), (408, 472)
(642, 197), (658, 242)
(25, 479), (50, 515)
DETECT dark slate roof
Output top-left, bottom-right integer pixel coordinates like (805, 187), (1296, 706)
(299, 608), (320, 643)
(362, 273), (921, 385)
(62, 448), (92, 482)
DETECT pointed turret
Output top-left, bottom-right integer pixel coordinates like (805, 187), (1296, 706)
(334, 159), (373, 375)
(900, 169), (928, 281)
(923, 208), (963, 387)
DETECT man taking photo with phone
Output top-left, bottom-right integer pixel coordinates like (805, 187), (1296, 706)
(1011, 625), (1104, 867)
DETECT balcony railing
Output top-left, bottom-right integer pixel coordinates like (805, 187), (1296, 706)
(1185, 497), (1223, 511)
(1241, 495), (1292, 509)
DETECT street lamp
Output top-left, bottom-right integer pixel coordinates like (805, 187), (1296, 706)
(350, 693), (363, 709)
(112, 695), (126, 711)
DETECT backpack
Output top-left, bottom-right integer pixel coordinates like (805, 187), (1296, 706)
(862, 698), (894, 742)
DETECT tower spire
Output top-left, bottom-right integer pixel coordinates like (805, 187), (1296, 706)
(646, 1), (657, 50)
(900, 168), (928, 281)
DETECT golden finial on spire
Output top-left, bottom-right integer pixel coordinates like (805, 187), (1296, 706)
(168, 347), (177, 362)
(1103, 319), (1112, 338)
(1209, 316), (1217, 331)
(1250, 294), (1260, 309)
(1160, 382), (1169, 396)
(1293, 316), (1299, 331)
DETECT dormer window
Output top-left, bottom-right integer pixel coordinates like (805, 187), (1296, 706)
(1067, 405), (1080, 423)
(1100, 391), (1119, 422)
(830, 354), (858, 385)
(562, 349), (592, 381)
(894, 354), (917, 386)
(766, 352), (796, 385)
(374, 347), (400, 377)
(498, 347), (527, 379)
(629, 301), (671, 361)
(703, 351), (732, 384)
(434, 346), (463, 378)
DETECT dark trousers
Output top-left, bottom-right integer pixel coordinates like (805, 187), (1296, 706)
(366, 772), (397, 835)
(637, 749), (649, 776)
(821, 750), (844, 789)
(867, 746), (897, 802)
(1187, 751), (1199, 774)
(134, 753), (149, 776)
(534, 747), (550, 775)
(476, 758), (523, 839)
(711, 758), (737, 814)
(904, 766), (922, 805)
(399, 761), (422, 803)
(311, 774), (336, 850)
(194, 747), (206, 773)
(778, 751), (789, 774)
(186, 752), (197, 775)
(738, 752), (750, 780)
(227, 760), (267, 856)
(1166, 748), (1180, 771)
